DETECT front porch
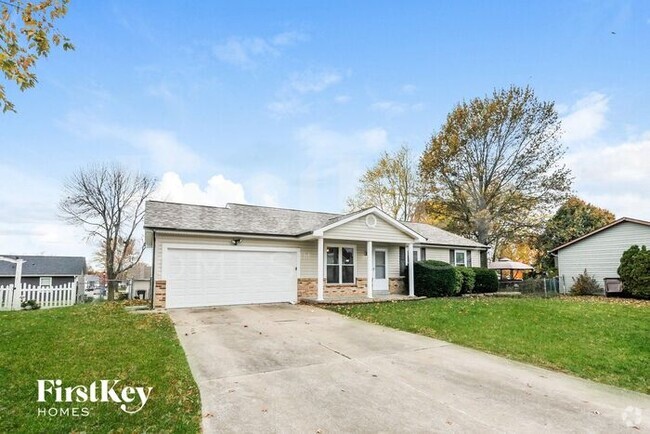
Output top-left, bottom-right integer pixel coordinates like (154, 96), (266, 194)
(297, 237), (418, 302)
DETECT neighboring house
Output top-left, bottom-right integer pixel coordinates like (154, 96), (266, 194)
(0, 255), (87, 287)
(122, 262), (152, 299)
(550, 217), (650, 293)
(144, 201), (487, 309)
(85, 275), (100, 290)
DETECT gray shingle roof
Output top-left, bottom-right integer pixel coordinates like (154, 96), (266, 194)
(0, 255), (86, 276)
(145, 200), (486, 248)
(145, 201), (339, 236)
(403, 222), (487, 248)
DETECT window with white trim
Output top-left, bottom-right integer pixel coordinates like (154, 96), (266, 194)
(39, 276), (52, 287)
(454, 250), (467, 267)
(326, 246), (355, 284)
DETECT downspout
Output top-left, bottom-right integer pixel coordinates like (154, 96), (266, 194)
(149, 230), (156, 309)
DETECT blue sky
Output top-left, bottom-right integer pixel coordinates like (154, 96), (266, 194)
(2, 0), (649, 258)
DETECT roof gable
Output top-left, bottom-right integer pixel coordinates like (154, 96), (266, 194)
(314, 207), (425, 242)
(550, 217), (650, 252)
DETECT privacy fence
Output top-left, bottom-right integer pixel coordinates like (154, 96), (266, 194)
(0, 283), (77, 310)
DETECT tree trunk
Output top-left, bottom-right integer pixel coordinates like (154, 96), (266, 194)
(107, 279), (117, 301)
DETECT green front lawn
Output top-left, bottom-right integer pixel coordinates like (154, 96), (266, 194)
(329, 297), (650, 394)
(0, 303), (201, 433)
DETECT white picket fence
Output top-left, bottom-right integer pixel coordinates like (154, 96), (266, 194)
(0, 283), (77, 310)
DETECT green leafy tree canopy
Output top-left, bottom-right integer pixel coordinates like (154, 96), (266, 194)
(347, 145), (424, 221)
(0, 0), (73, 112)
(420, 86), (572, 257)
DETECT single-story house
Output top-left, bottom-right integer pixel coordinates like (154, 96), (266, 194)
(550, 217), (650, 293)
(144, 201), (487, 309)
(84, 274), (101, 290)
(0, 255), (87, 287)
(123, 263), (152, 299)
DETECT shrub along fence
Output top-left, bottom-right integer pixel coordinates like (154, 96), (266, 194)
(0, 283), (77, 310)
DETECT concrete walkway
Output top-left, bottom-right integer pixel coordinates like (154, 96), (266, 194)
(169, 304), (649, 433)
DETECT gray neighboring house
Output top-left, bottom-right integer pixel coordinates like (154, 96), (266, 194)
(0, 255), (87, 287)
(550, 217), (650, 293)
(144, 201), (487, 309)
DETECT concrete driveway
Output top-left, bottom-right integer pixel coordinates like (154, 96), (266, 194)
(169, 304), (649, 433)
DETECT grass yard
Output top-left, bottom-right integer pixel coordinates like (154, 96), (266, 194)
(329, 297), (650, 394)
(0, 303), (201, 433)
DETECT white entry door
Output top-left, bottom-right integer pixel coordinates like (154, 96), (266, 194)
(374, 249), (388, 292)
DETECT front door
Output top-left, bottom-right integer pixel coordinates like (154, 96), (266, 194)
(374, 249), (388, 292)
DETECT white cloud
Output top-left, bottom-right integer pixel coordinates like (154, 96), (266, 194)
(565, 132), (650, 219)
(131, 130), (201, 172)
(267, 98), (309, 117)
(271, 31), (308, 46)
(289, 70), (341, 94)
(0, 164), (93, 258)
(294, 125), (390, 210)
(267, 69), (342, 117)
(561, 92), (609, 144)
(245, 173), (288, 207)
(334, 95), (350, 104)
(401, 84), (417, 94)
(213, 31), (307, 68)
(60, 113), (202, 172)
(154, 172), (247, 206)
(371, 100), (424, 115)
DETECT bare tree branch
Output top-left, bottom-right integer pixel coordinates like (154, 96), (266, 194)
(59, 163), (156, 300)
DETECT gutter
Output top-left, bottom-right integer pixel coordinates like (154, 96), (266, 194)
(149, 230), (156, 310)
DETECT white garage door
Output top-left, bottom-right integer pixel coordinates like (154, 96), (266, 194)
(164, 246), (298, 308)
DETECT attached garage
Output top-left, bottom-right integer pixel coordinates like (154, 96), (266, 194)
(162, 245), (299, 308)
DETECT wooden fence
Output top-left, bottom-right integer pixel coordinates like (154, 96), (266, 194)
(0, 283), (77, 310)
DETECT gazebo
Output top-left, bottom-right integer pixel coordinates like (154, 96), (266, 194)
(488, 258), (534, 281)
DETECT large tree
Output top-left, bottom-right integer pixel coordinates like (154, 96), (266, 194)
(538, 196), (615, 271)
(0, 0), (73, 112)
(420, 86), (572, 258)
(347, 145), (424, 221)
(60, 164), (156, 300)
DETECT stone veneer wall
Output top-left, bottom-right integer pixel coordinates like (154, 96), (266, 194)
(298, 278), (369, 299)
(154, 280), (166, 308)
(389, 277), (406, 294)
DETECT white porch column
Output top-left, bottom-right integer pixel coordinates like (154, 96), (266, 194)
(317, 237), (324, 301)
(408, 243), (415, 297)
(12, 259), (24, 310)
(366, 241), (373, 298)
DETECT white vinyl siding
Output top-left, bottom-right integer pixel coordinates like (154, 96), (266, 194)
(471, 250), (481, 267)
(324, 215), (416, 243)
(155, 234), (408, 283)
(557, 222), (650, 292)
(155, 233), (317, 279)
(424, 247), (450, 263)
(422, 247), (482, 267)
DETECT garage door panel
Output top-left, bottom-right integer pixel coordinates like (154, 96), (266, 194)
(164, 248), (298, 308)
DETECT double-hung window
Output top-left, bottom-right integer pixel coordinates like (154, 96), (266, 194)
(39, 277), (52, 287)
(326, 246), (355, 284)
(454, 250), (467, 267)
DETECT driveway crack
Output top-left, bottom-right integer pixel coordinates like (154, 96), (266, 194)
(318, 342), (352, 359)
